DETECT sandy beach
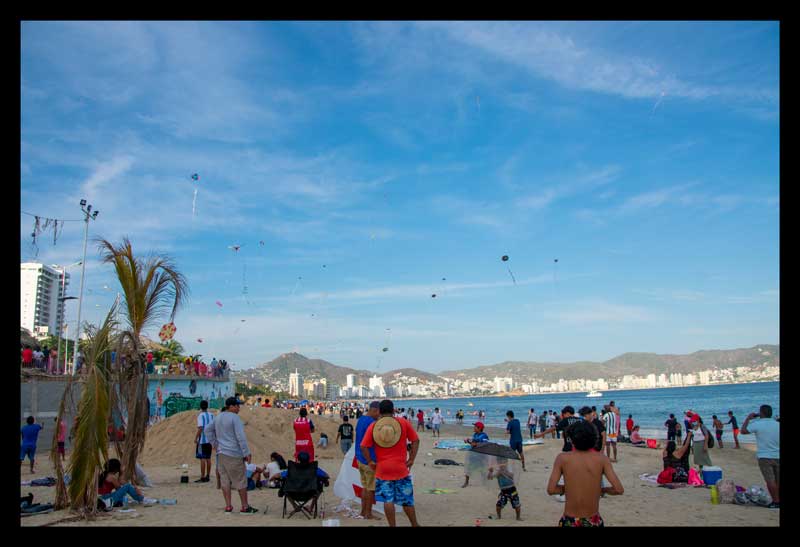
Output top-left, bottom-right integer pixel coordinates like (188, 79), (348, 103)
(21, 407), (779, 527)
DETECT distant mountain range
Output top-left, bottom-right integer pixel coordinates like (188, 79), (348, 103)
(440, 345), (780, 384)
(234, 345), (779, 387)
(235, 352), (441, 387)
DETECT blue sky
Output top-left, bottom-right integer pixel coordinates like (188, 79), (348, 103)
(20, 21), (779, 373)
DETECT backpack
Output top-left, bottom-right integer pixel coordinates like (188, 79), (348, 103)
(704, 426), (714, 448)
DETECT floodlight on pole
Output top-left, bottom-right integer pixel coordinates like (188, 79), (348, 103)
(72, 199), (99, 375)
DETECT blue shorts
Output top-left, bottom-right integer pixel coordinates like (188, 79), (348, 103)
(375, 476), (415, 507)
(20, 445), (36, 461)
(509, 440), (523, 454)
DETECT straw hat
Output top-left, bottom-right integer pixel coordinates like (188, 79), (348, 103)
(373, 417), (402, 448)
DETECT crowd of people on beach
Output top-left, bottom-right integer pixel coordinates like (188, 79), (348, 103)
(22, 389), (780, 525)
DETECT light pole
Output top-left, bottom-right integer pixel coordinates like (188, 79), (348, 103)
(55, 261), (82, 374)
(72, 199), (99, 376)
(57, 296), (78, 375)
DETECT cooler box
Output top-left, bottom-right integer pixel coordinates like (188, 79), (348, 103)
(702, 466), (723, 486)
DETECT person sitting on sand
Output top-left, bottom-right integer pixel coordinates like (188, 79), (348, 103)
(462, 421), (489, 488)
(662, 435), (691, 474)
(98, 458), (145, 507)
(246, 462), (268, 490)
(547, 420), (624, 527)
(630, 425), (646, 446)
(265, 452), (287, 488)
(317, 432), (329, 449)
(488, 457), (521, 521)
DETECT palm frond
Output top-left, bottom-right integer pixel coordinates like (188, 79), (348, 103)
(96, 236), (188, 483)
(66, 303), (118, 516)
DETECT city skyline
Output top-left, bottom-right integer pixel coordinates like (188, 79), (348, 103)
(21, 22), (779, 372)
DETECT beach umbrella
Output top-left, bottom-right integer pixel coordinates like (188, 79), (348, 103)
(470, 442), (521, 460)
(463, 442), (522, 492)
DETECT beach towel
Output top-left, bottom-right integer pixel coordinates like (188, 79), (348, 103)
(638, 473), (661, 485)
(30, 477), (56, 487)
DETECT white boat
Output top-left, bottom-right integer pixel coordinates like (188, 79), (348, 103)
(586, 390), (603, 398)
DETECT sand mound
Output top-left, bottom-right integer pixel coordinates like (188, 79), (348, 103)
(141, 406), (346, 466)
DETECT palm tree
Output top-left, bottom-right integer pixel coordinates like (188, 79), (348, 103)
(97, 237), (188, 482)
(55, 303), (118, 515)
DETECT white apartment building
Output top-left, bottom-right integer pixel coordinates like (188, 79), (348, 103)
(20, 262), (70, 338)
(289, 369), (304, 397)
(346, 374), (357, 388)
(368, 375), (386, 398)
(494, 377), (513, 393)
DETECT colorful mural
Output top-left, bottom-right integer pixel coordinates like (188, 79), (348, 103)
(148, 377), (234, 420)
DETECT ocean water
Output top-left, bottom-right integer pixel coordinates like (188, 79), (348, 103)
(400, 382), (779, 444)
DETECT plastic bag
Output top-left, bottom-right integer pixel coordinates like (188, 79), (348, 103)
(688, 468), (705, 486)
(716, 479), (737, 504)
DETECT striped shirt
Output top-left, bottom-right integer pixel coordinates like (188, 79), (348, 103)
(197, 411), (214, 445)
(604, 412), (618, 436)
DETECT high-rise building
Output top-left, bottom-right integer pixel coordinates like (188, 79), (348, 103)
(346, 374), (357, 388)
(325, 383), (339, 401)
(20, 263), (70, 338)
(368, 375), (385, 398)
(494, 377), (513, 393)
(289, 369), (304, 397)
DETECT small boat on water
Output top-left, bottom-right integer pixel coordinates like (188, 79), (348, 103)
(586, 390), (603, 398)
(467, 402), (474, 406)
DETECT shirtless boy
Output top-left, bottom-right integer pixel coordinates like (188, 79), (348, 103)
(546, 419), (624, 527)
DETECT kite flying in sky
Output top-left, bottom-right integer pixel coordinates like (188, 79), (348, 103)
(190, 173), (200, 218)
(502, 255), (516, 285)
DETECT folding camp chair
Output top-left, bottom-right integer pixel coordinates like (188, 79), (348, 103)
(281, 460), (322, 519)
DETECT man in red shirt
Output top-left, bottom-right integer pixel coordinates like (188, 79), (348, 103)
(625, 415), (634, 437)
(22, 346), (33, 367)
(360, 399), (420, 527)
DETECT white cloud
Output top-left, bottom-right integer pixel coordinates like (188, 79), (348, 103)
(548, 300), (657, 325)
(81, 156), (135, 199)
(415, 21), (777, 106)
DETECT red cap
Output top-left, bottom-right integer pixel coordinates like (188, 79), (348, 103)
(474, 421), (485, 430)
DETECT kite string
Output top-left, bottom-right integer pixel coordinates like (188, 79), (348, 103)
(506, 265), (517, 285)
